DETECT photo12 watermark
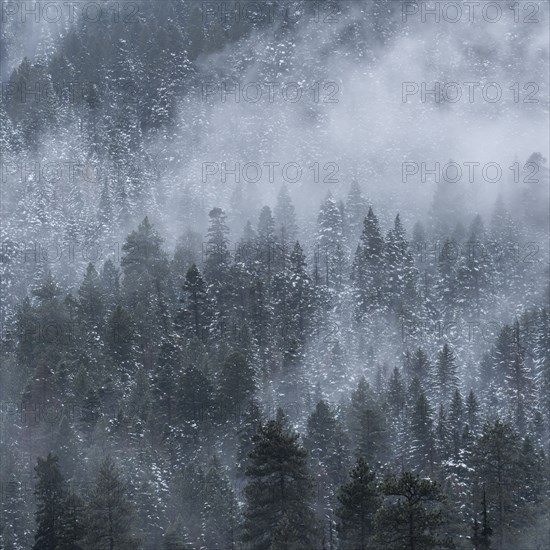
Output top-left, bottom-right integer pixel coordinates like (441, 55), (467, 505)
(201, 161), (339, 184)
(199, 80), (340, 104)
(200, 1), (341, 26)
(402, 82), (540, 104)
(401, 1), (542, 24)
(1, 1), (140, 24)
(402, 161), (540, 184)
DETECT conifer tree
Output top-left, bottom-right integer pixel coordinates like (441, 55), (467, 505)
(385, 214), (418, 317)
(386, 367), (406, 418)
(374, 472), (452, 549)
(176, 264), (210, 341)
(345, 180), (369, 244)
(471, 487), (492, 550)
(58, 492), (86, 549)
(336, 457), (380, 550)
(436, 343), (459, 404)
(352, 208), (385, 320)
(33, 454), (66, 550)
(242, 410), (318, 549)
(409, 392), (436, 475)
(217, 351), (256, 413)
(316, 193), (348, 291)
(471, 419), (524, 548)
(84, 457), (139, 549)
(274, 184), (298, 246)
(201, 456), (237, 549)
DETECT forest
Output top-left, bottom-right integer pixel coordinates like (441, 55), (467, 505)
(0, 1), (549, 549)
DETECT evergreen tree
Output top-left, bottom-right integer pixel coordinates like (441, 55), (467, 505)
(120, 217), (171, 363)
(274, 184), (298, 246)
(435, 239), (459, 324)
(504, 321), (533, 430)
(436, 343), (459, 404)
(534, 308), (550, 424)
(471, 487), (492, 550)
(352, 207), (385, 319)
(58, 492), (86, 550)
(33, 454), (66, 550)
(408, 348), (431, 390)
(471, 419), (524, 548)
(466, 390), (480, 432)
(163, 517), (192, 549)
(448, 389), (464, 458)
(316, 193), (348, 291)
(385, 214), (418, 318)
(304, 400), (346, 480)
(204, 207), (233, 341)
(176, 264), (210, 341)
(201, 456), (237, 549)
(336, 457), (380, 550)
(386, 367), (406, 418)
(256, 205), (278, 281)
(374, 472), (452, 550)
(345, 180), (369, 244)
(242, 410), (318, 549)
(217, 351), (256, 413)
(409, 392), (436, 475)
(84, 457), (139, 549)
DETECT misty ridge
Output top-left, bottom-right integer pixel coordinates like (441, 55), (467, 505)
(0, 1), (549, 550)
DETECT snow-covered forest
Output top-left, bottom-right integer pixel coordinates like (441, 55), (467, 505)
(0, 1), (549, 548)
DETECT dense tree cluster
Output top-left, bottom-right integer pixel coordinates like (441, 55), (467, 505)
(0, 2), (548, 549)
(0, 192), (548, 548)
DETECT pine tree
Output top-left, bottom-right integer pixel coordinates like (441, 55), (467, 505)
(408, 348), (431, 390)
(120, 217), (171, 363)
(386, 367), (406, 418)
(176, 361), (214, 429)
(385, 214), (418, 318)
(457, 214), (493, 313)
(236, 398), (263, 479)
(58, 492), (86, 550)
(345, 180), (369, 244)
(471, 487), (492, 550)
(163, 517), (192, 549)
(33, 454), (66, 550)
(105, 304), (134, 368)
(316, 193), (347, 291)
(435, 403), (454, 463)
(77, 263), (105, 329)
(204, 207), (231, 277)
(436, 343), (459, 404)
(204, 207), (233, 341)
(448, 389), (464, 458)
(84, 457), (139, 549)
(304, 399), (350, 523)
(409, 392), (436, 475)
(347, 377), (374, 448)
(336, 457), (380, 550)
(435, 239), (459, 324)
(374, 472), (452, 549)
(466, 390), (480, 432)
(201, 456), (238, 549)
(471, 419), (524, 548)
(274, 184), (298, 246)
(256, 205), (278, 281)
(534, 308), (550, 425)
(356, 404), (388, 467)
(505, 321), (533, 430)
(176, 264), (210, 341)
(217, 351), (256, 413)
(352, 207), (385, 320)
(242, 410), (318, 549)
